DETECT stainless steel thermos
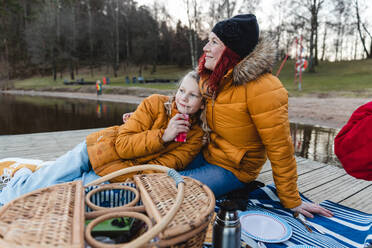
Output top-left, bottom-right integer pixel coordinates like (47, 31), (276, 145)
(212, 201), (241, 248)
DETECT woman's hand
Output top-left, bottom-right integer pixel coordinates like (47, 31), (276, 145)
(291, 201), (333, 218)
(162, 114), (190, 143)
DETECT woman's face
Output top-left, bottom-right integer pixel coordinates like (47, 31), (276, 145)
(203, 32), (225, 71)
(175, 75), (203, 115)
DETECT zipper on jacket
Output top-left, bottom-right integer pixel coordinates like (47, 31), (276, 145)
(211, 92), (216, 129)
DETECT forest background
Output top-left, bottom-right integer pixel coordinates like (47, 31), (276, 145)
(0, 0), (371, 86)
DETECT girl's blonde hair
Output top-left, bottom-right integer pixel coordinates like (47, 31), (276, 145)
(164, 70), (211, 143)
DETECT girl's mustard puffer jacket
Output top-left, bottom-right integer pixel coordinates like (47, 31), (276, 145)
(201, 38), (301, 208)
(86, 94), (204, 182)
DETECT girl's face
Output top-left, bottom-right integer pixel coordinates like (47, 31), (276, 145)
(175, 75), (203, 115)
(203, 32), (226, 71)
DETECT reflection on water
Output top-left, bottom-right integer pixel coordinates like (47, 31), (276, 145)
(1, 93), (341, 166)
(290, 123), (341, 167)
(0, 94), (137, 135)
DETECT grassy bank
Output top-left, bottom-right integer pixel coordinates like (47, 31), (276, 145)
(277, 59), (372, 96)
(8, 59), (372, 97)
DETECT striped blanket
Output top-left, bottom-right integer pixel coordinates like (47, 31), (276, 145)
(85, 182), (371, 247)
(216, 184), (372, 248)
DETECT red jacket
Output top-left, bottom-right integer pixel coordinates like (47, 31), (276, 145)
(334, 101), (372, 181)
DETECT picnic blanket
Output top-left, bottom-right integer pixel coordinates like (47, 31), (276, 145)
(0, 158), (52, 191)
(212, 184), (372, 248)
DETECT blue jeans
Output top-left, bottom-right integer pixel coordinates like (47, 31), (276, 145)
(179, 153), (245, 198)
(0, 141), (100, 205)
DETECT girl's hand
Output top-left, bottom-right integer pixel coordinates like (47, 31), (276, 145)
(162, 114), (190, 143)
(291, 201), (333, 218)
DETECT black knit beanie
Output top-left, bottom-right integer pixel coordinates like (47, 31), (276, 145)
(212, 14), (259, 58)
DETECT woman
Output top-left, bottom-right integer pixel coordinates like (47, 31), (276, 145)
(0, 71), (206, 205)
(179, 14), (332, 218)
(334, 101), (372, 181)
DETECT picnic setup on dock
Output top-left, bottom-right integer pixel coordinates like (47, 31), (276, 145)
(2, 0), (372, 246)
(0, 128), (371, 248)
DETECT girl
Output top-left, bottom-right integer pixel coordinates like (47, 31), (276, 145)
(0, 70), (205, 205)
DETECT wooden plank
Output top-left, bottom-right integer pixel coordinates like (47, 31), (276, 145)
(1, 128), (98, 160)
(302, 173), (372, 205)
(338, 184), (372, 211)
(297, 166), (347, 192)
(257, 158), (328, 185)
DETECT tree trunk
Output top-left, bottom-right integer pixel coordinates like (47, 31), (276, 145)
(70, 61), (75, 80)
(314, 12), (319, 65)
(114, 0), (120, 77)
(53, 59), (57, 81)
(354, 33), (358, 60)
(335, 24), (341, 61)
(71, 0), (77, 80)
(186, 0), (197, 68)
(308, 0), (317, 72)
(151, 63), (156, 74)
(340, 26), (345, 60)
(321, 24), (327, 61)
(138, 65), (142, 76)
(4, 38), (10, 81)
(355, 0), (370, 58)
(309, 22), (315, 72)
(193, 1), (198, 67)
(87, 1), (94, 77)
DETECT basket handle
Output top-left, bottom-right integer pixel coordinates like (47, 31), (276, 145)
(84, 164), (185, 248)
(85, 164), (184, 187)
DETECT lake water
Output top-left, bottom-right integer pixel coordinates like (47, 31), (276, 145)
(0, 93), (341, 166)
(0, 93), (137, 135)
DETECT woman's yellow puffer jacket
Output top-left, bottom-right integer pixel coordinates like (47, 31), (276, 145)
(201, 38), (301, 208)
(86, 94), (204, 182)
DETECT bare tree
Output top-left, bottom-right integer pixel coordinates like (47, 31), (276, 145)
(86, 0), (94, 76)
(25, 0), (61, 80)
(320, 21), (328, 61)
(354, 0), (371, 58)
(115, 0), (120, 76)
(207, 0), (240, 29)
(239, 0), (260, 14)
(330, 0), (353, 61)
(185, 0), (200, 68)
(102, 0), (120, 77)
(289, 0), (324, 72)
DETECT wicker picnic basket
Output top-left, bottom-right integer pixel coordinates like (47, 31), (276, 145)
(0, 180), (85, 247)
(84, 164), (215, 248)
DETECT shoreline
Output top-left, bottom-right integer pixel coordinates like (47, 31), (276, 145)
(2, 89), (370, 129)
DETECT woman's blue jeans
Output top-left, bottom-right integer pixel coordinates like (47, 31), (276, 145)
(179, 152), (245, 198)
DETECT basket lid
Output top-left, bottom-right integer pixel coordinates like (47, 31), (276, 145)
(0, 181), (84, 247)
(134, 173), (215, 240)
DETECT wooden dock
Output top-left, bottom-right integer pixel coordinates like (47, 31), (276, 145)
(1, 128), (371, 213)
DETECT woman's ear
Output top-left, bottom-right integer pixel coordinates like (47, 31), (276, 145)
(200, 103), (205, 109)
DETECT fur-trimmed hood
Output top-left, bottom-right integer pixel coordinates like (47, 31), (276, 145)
(233, 37), (277, 85)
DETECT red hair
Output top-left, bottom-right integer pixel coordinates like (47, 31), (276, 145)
(198, 47), (241, 93)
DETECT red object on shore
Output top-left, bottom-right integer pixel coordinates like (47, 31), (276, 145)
(174, 114), (189, 142)
(334, 101), (372, 181)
